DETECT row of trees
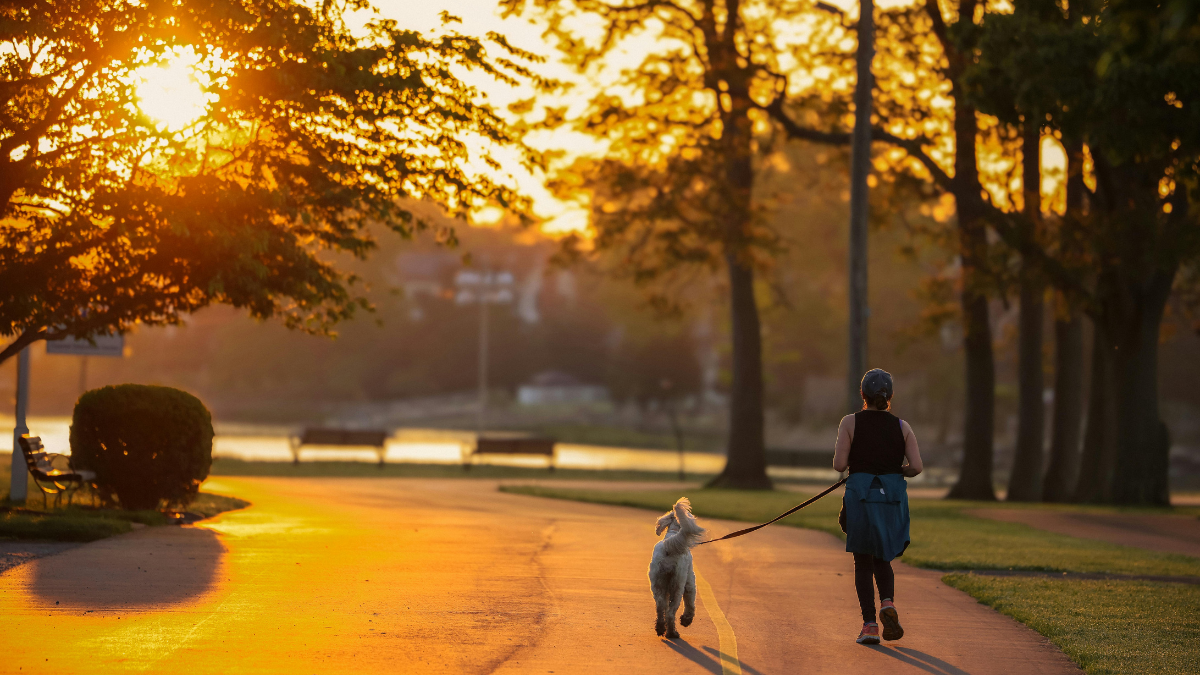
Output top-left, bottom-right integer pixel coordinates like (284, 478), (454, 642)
(501, 0), (1198, 503)
(4, 1), (1195, 504)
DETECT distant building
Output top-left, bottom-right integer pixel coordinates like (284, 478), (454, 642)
(518, 371), (610, 406)
(390, 251), (549, 325)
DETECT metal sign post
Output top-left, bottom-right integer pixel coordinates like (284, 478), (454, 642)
(6, 333), (128, 502)
(9, 347), (30, 502)
(455, 270), (514, 433)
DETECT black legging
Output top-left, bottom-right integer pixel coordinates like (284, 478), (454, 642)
(853, 553), (895, 623)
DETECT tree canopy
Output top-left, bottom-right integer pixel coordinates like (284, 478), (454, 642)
(502, 0), (864, 488)
(0, 0), (543, 363)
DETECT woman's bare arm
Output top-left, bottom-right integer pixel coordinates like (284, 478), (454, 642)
(833, 414), (854, 472)
(900, 419), (923, 477)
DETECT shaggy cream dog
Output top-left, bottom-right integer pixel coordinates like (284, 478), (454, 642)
(648, 497), (706, 638)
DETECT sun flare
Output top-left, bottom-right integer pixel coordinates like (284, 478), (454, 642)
(134, 50), (212, 131)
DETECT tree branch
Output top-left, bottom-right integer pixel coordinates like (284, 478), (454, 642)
(762, 96), (954, 191)
(979, 201), (1097, 310)
(0, 59), (102, 156)
(602, 0), (694, 20)
(923, 0), (951, 55)
(0, 328), (50, 366)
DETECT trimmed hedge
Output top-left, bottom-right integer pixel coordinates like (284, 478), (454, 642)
(70, 385), (214, 511)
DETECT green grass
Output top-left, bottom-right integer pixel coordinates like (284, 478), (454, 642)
(944, 575), (1200, 675)
(1, 455), (249, 542)
(210, 456), (711, 482)
(0, 493), (249, 543)
(501, 486), (1200, 577)
(0, 510), (138, 542)
(186, 491), (251, 519)
(500, 484), (1200, 674)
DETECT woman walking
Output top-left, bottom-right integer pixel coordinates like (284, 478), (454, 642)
(833, 368), (923, 645)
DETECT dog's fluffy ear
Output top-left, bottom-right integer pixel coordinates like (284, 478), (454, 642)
(655, 510), (677, 536)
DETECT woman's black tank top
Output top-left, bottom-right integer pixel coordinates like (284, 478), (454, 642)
(848, 410), (906, 475)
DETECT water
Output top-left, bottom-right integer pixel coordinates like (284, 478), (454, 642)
(1, 416), (834, 479)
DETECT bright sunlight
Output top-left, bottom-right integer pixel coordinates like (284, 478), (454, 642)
(134, 49), (212, 131)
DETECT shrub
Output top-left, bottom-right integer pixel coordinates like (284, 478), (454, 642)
(70, 385), (214, 511)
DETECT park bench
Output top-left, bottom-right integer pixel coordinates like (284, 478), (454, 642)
(17, 434), (96, 509)
(464, 436), (556, 472)
(288, 428), (390, 467)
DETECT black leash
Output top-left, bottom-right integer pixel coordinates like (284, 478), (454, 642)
(696, 477), (848, 546)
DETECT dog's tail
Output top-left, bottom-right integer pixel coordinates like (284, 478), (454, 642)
(662, 497), (706, 556)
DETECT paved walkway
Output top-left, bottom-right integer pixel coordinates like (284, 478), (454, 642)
(0, 541), (79, 574)
(970, 509), (1200, 558)
(0, 478), (1079, 674)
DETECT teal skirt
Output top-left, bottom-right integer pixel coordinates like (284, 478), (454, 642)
(842, 472), (910, 561)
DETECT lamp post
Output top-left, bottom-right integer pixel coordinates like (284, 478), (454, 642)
(847, 0), (875, 413)
(455, 270), (514, 432)
(9, 347), (30, 502)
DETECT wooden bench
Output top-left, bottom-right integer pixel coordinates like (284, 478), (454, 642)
(17, 435), (96, 509)
(465, 436), (556, 471)
(288, 428), (390, 467)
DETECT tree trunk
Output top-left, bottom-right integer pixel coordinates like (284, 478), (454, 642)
(1007, 269), (1045, 500)
(709, 254), (772, 489)
(946, 82), (996, 501)
(1007, 122), (1045, 501)
(709, 78), (771, 490)
(1044, 138), (1088, 502)
(1074, 321), (1118, 502)
(948, 288), (997, 500)
(1080, 157), (1176, 505)
(1110, 271), (1174, 505)
(1042, 306), (1084, 502)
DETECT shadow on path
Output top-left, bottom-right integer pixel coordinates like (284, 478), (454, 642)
(0, 541), (80, 574)
(663, 638), (722, 675)
(702, 645), (767, 675)
(865, 644), (972, 675)
(30, 526), (224, 608)
(661, 639), (772, 675)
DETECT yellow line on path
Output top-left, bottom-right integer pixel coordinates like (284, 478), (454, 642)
(695, 569), (742, 675)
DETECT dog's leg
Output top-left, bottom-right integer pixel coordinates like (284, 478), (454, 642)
(665, 587), (683, 639)
(655, 595), (667, 636)
(664, 605), (680, 639)
(680, 566), (697, 627)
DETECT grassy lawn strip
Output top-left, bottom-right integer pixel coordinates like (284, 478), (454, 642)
(188, 491), (250, 518)
(0, 510), (137, 542)
(2, 459), (251, 542)
(944, 574), (1200, 675)
(499, 486), (1200, 578)
(0, 492), (250, 542)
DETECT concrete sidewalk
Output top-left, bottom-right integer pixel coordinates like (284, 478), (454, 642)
(0, 477), (1080, 674)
